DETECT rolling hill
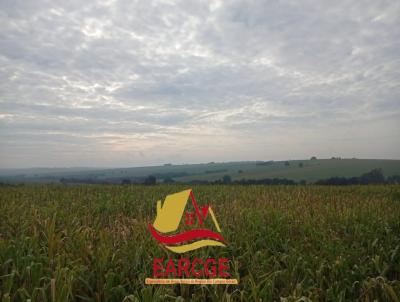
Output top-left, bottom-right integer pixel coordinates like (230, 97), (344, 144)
(1, 158), (400, 184)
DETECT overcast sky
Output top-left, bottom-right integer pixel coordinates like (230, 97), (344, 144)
(0, 0), (399, 168)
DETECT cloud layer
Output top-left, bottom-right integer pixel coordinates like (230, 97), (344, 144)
(1, 0), (399, 168)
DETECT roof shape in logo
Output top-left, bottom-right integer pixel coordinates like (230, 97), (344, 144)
(149, 189), (226, 253)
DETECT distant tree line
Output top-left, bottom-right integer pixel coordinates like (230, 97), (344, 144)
(186, 169), (400, 186)
(60, 177), (110, 185)
(55, 168), (400, 186)
(315, 169), (400, 185)
(185, 174), (297, 185)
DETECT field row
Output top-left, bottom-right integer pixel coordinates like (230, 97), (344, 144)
(0, 185), (399, 301)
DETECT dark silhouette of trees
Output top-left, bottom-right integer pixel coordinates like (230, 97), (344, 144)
(222, 175), (232, 184)
(144, 175), (156, 185)
(121, 178), (131, 185)
(359, 168), (385, 184)
(316, 169), (388, 185)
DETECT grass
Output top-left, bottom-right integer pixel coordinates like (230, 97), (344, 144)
(0, 184), (400, 301)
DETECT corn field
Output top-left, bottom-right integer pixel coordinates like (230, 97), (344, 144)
(0, 184), (399, 301)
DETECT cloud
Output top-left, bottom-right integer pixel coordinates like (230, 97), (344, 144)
(0, 0), (399, 168)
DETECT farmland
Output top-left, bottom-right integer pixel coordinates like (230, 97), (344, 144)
(1, 184), (400, 301)
(1, 159), (400, 184)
